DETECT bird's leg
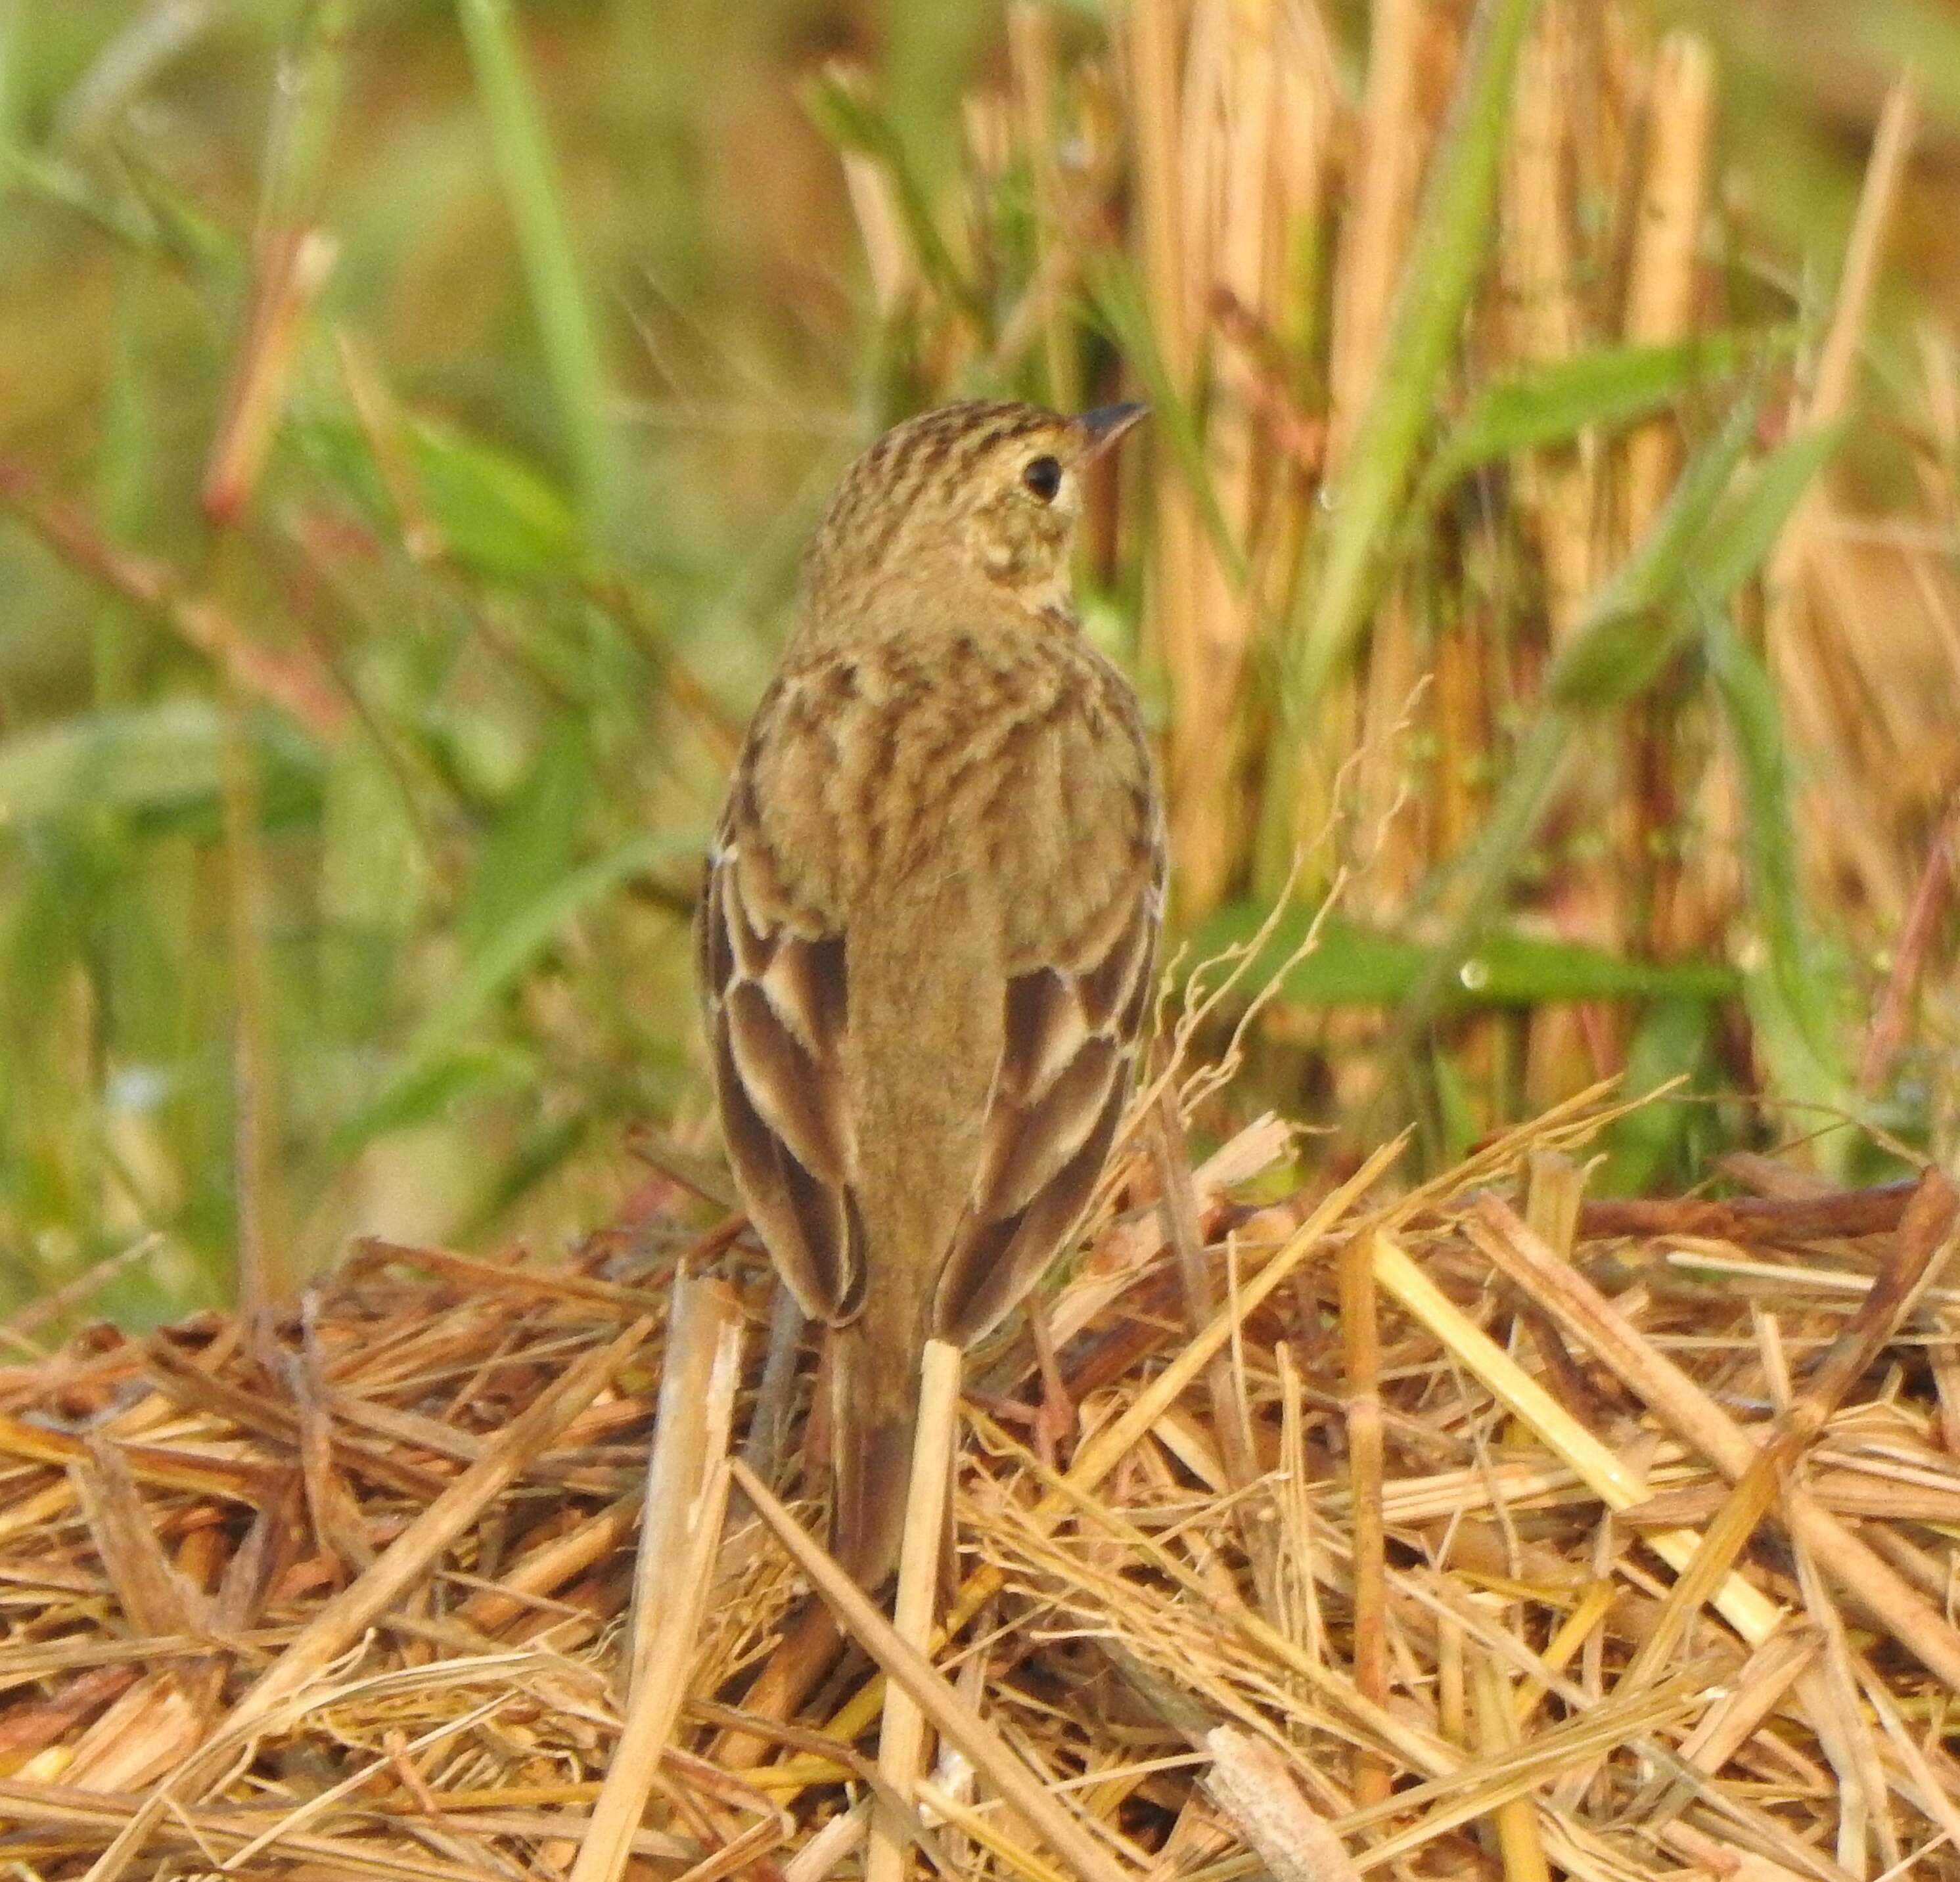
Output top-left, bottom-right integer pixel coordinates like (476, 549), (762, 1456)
(741, 1281), (808, 1489)
(804, 1328), (836, 1472)
(1026, 1295), (1075, 1468)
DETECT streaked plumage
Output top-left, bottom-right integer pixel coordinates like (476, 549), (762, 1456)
(697, 399), (1162, 1588)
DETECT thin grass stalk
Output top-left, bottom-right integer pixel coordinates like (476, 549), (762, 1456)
(1170, 0), (1285, 918)
(456, 0), (615, 529)
(202, 3), (350, 1326)
(1154, 1092), (1257, 1499)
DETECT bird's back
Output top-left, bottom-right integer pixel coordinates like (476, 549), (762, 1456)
(698, 397), (1160, 1587)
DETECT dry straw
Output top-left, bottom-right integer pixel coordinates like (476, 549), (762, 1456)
(1, 1080), (1958, 1877)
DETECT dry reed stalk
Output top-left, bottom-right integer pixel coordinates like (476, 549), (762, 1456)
(731, 1459), (1135, 1882)
(1465, 1190), (1960, 1694)
(1472, 1651), (1552, 1882)
(1761, 78), (1920, 915)
(169, 1315), (653, 1797)
(869, 1339), (963, 1882)
(1153, 1092), (1256, 1498)
(1006, 3), (1076, 413)
(786, 1797), (870, 1882)
(1617, 29), (1713, 542)
(1327, 0), (1423, 469)
(572, 1453), (735, 1881)
(1614, 28), (1716, 959)
(1524, 1150), (1585, 1255)
(1128, 0), (1212, 922)
(626, 1276), (745, 1692)
(1370, 1228), (1785, 1643)
(799, 1140), (1409, 1770)
(1501, 3), (1593, 637)
(1170, 1), (1266, 919)
(1204, 1726), (1363, 1882)
(1338, 1232), (1390, 1808)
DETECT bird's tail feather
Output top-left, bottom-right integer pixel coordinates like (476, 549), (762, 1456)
(829, 1318), (923, 1590)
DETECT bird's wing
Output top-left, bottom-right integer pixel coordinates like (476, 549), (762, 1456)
(696, 740), (866, 1326)
(932, 749), (1164, 1348)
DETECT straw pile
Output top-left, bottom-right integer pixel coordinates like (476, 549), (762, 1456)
(2, 1085), (1959, 1881)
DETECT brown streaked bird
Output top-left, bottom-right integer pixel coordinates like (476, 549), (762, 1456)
(696, 398), (1162, 1590)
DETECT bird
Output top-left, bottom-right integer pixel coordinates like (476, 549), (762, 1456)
(696, 397), (1162, 1591)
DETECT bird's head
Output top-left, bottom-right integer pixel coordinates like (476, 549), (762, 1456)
(800, 399), (1147, 634)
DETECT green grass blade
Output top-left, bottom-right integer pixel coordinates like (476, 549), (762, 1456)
(1597, 998), (1717, 1195)
(1541, 390), (1766, 711)
(457, 716), (596, 957)
(260, 0), (352, 231)
(1702, 608), (1860, 1162)
(300, 410), (586, 581)
(1087, 257), (1246, 585)
(340, 828), (703, 1152)
(1185, 905), (1738, 1008)
(1416, 326), (1793, 503)
(1281, 0), (1542, 717)
(0, 701), (321, 826)
(1685, 421), (1847, 602)
(1369, 392), (1764, 1089)
(457, 0), (614, 529)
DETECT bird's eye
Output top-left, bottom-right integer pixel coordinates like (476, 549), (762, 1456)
(1021, 455), (1063, 503)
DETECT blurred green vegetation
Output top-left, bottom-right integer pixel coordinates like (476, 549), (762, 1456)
(1, 0), (1955, 1322)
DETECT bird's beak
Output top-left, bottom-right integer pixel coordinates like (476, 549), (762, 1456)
(1074, 401), (1149, 464)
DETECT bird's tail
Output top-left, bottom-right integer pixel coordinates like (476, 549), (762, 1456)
(829, 1316), (924, 1591)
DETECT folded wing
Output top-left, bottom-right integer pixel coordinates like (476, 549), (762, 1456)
(697, 816), (866, 1326)
(931, 840), (1161, 1347)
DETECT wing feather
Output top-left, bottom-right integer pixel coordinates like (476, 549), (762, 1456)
(698, 829), (866, 1326)
(932, 817), (1162, 1348)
